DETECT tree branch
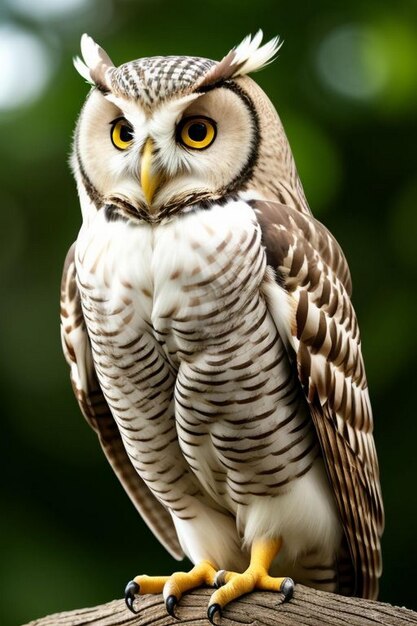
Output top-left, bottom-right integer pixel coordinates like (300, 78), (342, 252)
(23, 585), (417, 626)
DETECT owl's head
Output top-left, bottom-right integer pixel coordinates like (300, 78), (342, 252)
(72, 32), (303, 221)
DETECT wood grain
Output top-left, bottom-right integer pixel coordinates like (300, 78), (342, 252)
(23, 585), (417, 626)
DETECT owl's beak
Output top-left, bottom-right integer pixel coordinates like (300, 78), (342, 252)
(140, 138), (164, 207)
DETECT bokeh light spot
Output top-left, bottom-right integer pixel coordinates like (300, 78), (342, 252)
(7, 0), (90, 20)
(316, 25), (389, 100)
(0, 25), (53, 111)
(372, 18), (417, 114)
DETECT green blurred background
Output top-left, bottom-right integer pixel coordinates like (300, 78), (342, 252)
(1, 0), (416, 624)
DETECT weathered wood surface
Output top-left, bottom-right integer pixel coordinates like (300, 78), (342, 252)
(23, 585), (417, 626)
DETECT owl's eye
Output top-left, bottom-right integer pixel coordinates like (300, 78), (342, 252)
(110, 118), (134, 150)
(177, 116), (216, 150)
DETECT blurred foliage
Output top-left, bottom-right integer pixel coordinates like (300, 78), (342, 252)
(0, 0), (416, 624)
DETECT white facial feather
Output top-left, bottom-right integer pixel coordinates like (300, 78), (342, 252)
(75, 91), (144, 199)
(154, 86), (255, 206)
(149, 94), (201, 176)
(75, 81), (256, 210)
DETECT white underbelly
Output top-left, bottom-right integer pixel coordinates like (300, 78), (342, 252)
(75, 199), (341, 566)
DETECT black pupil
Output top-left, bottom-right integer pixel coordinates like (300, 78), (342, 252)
(188, 122), (207, 142)
(120, 123), (133, 142)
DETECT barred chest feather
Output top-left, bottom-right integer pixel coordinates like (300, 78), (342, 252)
(77, 200), (266, 354)
(75, 198), (339, 568)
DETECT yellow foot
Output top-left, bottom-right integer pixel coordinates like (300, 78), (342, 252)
(124, 559), (217, 615)
(207, 537), (294, 624)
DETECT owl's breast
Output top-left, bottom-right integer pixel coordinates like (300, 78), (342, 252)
(75, 199), (267, 363)
(75, 199), (320, 521)
(151, 200), (267, 358)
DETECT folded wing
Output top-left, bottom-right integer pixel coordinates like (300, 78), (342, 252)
(255, 200), (384, 598)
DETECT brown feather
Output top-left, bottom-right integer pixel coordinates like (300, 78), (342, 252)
(255, 200), (384, 599)
(196, 50), (238, 89)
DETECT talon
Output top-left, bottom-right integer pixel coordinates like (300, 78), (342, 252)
(165, 594), (178, 618)
(214, 570), (226, 588)
(208, 603), (222, 625)
(280, 577), (294, 601)
(124, 580), (140, 614)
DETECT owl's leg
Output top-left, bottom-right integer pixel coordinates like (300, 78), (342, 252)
(207, 537), (294, 624)
(124, 560), (217, 615)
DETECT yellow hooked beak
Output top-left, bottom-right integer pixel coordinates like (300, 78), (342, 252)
(140, 138), (164, 207)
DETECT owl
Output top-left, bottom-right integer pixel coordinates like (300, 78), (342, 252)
(61, 32), (384, 623)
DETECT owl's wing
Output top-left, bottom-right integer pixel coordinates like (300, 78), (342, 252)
(255, 200), (384, 599)
(60, 243), (183, 560)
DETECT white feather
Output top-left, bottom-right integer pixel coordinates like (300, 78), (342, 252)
(240, 459), (341, 563)
(171, 502), (248, 573)
(73, 55), (94, 84)
(233, 29), (264, 65)
(261, 275), (295, 353)
(231, 30), (283, 77)
(73, 33), (114, 85)
(80, 33), (102, 73)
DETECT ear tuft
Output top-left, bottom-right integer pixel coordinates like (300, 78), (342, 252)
(198, 30), (282, 89)
(73, 33), (115, 90)
(230, 30), (282, 77)
(73, 55), (94, 85)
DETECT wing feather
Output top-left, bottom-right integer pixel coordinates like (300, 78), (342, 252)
(255, 200), (384, 598)
(60, 243), (183, 560)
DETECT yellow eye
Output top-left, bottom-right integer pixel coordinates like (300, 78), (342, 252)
(110, 118), (134, 150)
(178, 116), (216, 150)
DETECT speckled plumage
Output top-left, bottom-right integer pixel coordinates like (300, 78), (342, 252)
(62, 32), (383, 601)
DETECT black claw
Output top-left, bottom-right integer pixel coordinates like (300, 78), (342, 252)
(165, 595), (178, 618)
(280, 577), (294, 601)
(124, 580), (140, 614)
(208, 603), (222, 625)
